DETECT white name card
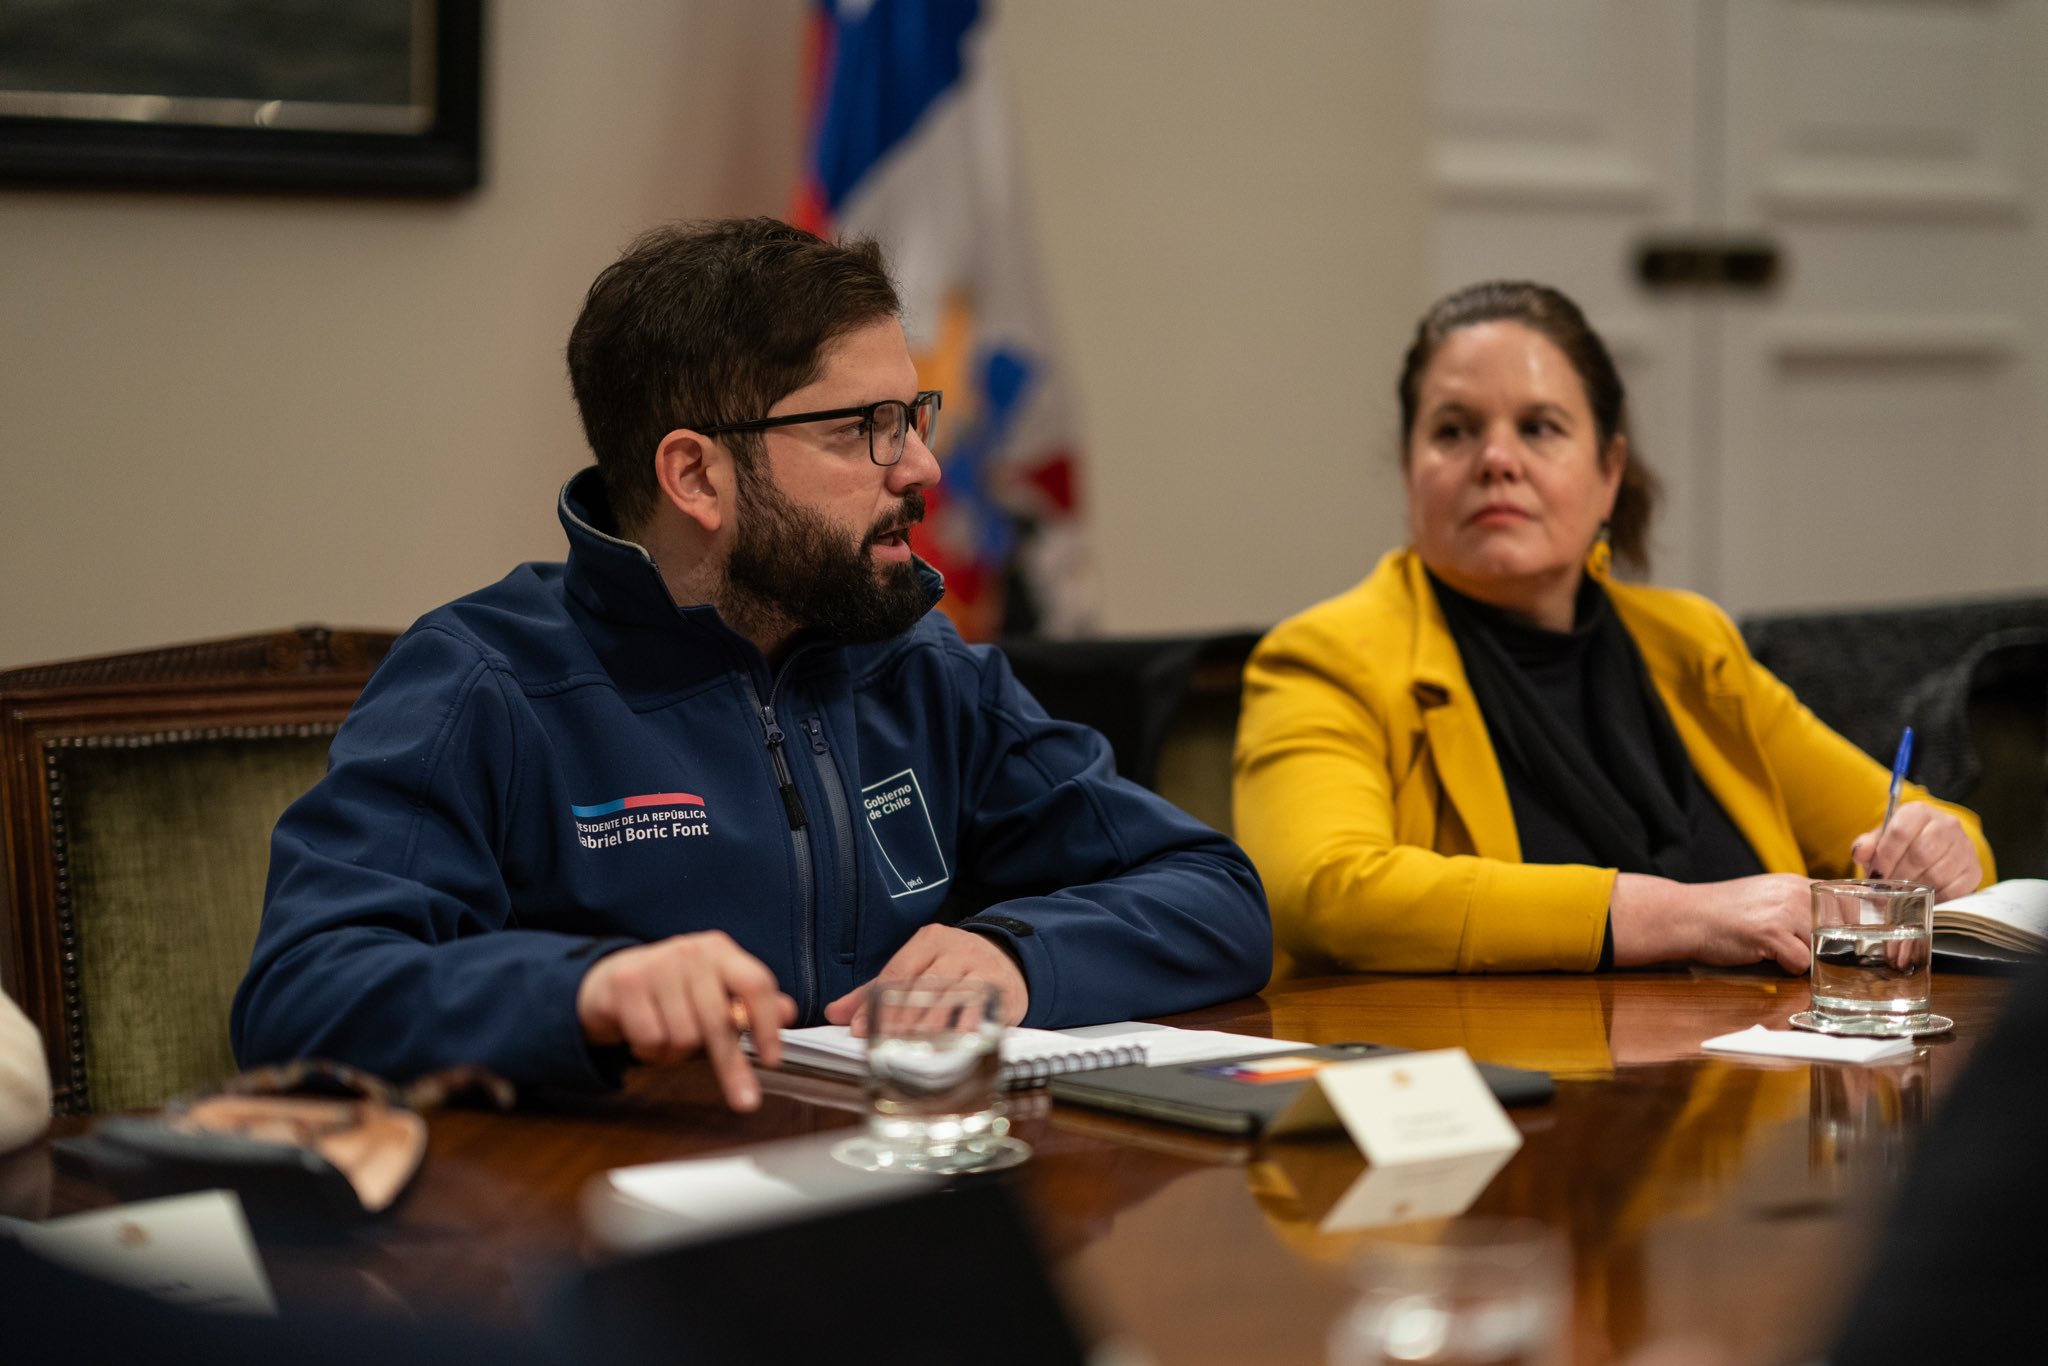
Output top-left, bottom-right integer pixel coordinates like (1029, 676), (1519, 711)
(1270, 1047), (1524, 1166)
(9, 1188), (276, 1315)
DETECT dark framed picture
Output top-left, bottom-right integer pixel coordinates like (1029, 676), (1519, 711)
(0, 0), (483, 194)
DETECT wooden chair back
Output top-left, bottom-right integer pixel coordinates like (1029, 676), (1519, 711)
(0, 627), (395, 1113)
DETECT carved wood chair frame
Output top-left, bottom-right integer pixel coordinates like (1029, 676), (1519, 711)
(0, 626), (395, 1113)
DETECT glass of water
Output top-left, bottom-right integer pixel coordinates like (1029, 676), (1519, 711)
(830, 978), (1030, 1175)
(1794, 879), (1950, 1037)
(1327, 1217), (1569, 1366)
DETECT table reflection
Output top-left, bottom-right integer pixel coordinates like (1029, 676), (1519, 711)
(35, 971), (2014, 1366)
(1807, 1052), (1931, 1179)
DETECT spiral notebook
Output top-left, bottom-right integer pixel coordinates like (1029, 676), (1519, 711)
(765, 1022), (1303, 1090)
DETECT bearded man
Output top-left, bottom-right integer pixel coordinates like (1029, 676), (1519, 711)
(232, 218), (1270, 1108)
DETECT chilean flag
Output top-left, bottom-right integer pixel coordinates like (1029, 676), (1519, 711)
(795, 0), (1094, 639)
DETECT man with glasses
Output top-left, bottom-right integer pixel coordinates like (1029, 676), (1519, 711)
(233, 218), (1270, 1109)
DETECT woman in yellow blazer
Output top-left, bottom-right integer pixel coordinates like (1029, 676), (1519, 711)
(1234, 282), (1992, 979)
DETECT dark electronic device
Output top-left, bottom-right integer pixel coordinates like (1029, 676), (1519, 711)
(1049, 1042), (1554, 1137)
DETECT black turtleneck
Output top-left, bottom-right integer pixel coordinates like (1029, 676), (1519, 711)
(1428, 572), (1764, 967)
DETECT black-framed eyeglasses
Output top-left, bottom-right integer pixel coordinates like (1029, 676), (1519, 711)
(698, 389), (942, 467)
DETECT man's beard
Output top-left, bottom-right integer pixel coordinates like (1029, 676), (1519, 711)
(721, 465), (930, 645)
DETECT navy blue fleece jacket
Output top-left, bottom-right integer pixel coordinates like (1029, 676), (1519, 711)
(231, 470), (1270, 1090)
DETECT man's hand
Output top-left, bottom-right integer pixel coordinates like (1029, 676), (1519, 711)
(575, 930), (796, 1112)
(1612, 872), (1814, 972)
(822, 924), (1029, 1036)
(1851, 802), (1982, 901)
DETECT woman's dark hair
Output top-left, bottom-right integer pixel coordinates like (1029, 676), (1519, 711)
(566, 217), (900, 534)
(1395, 280), (1659, 573)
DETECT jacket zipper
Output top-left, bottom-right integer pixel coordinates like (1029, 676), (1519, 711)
(803, 716), (860, 964)
(749, 677), (817, 1020)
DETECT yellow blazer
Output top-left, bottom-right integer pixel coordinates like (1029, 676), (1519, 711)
(1233, 548), (1995, 978)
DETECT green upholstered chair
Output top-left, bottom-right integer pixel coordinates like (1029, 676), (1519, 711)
(0, 627), (395, 1115)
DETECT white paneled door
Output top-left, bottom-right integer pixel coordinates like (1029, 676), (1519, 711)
(1431, 0), (2048, 612)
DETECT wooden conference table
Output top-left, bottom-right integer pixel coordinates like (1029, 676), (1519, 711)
(33, 969), (2012, 1365)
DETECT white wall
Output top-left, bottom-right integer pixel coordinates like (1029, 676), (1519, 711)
(1006, 1), (1428, 635)
(0, 2), (1430, 667)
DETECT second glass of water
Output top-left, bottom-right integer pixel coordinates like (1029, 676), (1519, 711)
(1797, 879), (1949, 1036)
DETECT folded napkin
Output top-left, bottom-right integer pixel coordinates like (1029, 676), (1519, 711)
(1701, 1024), (1916, 1065)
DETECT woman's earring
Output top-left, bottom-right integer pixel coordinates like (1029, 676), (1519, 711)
(1587, 522), (1613, 577)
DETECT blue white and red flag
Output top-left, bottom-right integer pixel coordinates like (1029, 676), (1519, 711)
(795, 0), (1093, 639)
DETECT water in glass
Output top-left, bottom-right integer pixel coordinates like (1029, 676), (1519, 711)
(833, 977), (1028, 1174)
(1811, 923), (1931, 1019)
(864, 1028), (1006, 1153)
(1807, 880), (1936, 1033)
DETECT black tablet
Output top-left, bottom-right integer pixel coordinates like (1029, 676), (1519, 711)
(1047, 1042), (1554, 1137)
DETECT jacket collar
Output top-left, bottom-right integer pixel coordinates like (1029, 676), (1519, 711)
(1402, 549), (1471, 707)
(1401, 547), (1720, 701)
(1607, 589), (1742, 701)
(1602, 574), (1800, 869)
(553, 466), (946, 664)
(1396, 549), (1522, 861)
(557, 467), (740, 646)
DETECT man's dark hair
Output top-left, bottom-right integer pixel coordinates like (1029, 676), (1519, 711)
(566, 217), (901, 533)
(1396, 279), (1660, 574)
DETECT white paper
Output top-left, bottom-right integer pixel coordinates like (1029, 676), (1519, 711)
(10, 1189), (275, 1315)
(769, 1021), (1304, 1078)
(1933, 878), (2048, 958)
(1057, 1021), (1304, 1068)
(1303, 1048), (1524, 1167)
(1701, 1025), (1916, 1065)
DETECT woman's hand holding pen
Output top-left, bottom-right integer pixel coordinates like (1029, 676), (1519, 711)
(1850, 803), (1982, 901)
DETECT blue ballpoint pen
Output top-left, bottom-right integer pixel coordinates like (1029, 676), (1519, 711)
(1866, 726), (1914, 878)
